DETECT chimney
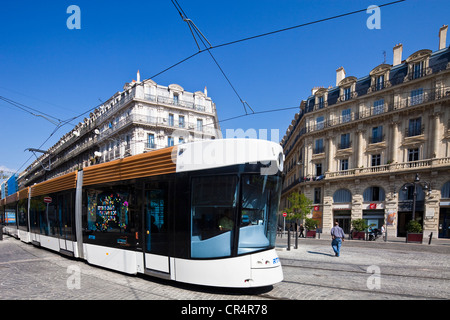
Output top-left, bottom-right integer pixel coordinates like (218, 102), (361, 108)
(393, 43), (403, 66)
(311, 87), (319, 95)
(336, 67), (345, 86)
(439, 25), (448, 50)
(204, 86), (208, 96)
(137, 70), (141, 82)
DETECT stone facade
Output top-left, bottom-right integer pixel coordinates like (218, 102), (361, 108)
(281, 25), (450, 239)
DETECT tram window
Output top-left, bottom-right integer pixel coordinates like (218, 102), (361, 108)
(145, 189), (168, 255)
(18, 199), (28, 230)
(190, 175), (238, 258)
(87, 189), (130, 232)
(238, 175), (281, 255)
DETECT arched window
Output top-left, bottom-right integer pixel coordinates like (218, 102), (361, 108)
(363, 187), (385, 202)
(399, 184), (425, 201)
(441, 181), (450, 199)
(333, 189), (352, 203)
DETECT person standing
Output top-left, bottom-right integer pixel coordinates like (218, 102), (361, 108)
(331, 221), (345, 257)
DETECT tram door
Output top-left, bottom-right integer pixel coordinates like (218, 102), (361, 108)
(57, 193), (74, 254)
(143, 186), (170, 275)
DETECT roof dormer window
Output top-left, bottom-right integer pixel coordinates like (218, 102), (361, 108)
(405, 49), (432, 81)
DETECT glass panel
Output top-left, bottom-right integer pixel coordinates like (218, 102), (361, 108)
(191, 175), (238, 258)
(238, 175), (281, 254)
(86, 190), (130, 232)
(145, 189), (168, 255)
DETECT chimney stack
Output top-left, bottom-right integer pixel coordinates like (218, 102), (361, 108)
(336, 67), (346, 86)
(439, 25), (448, 50)
(393, 43), (403, 66)
(137, 70), (141, 82)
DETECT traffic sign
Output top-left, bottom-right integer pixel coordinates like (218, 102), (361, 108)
(44, 197), (52, 204)
(283, 212), (287, 218)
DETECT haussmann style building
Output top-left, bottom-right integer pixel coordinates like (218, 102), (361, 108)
(281, 25), (450, 240)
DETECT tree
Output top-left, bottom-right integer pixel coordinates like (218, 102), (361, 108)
(285, 193), (313, 223)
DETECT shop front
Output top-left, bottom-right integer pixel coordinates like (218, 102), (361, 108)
(439, 202), (450, 239)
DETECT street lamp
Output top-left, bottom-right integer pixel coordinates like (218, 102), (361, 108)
(402, 173), (431, 221)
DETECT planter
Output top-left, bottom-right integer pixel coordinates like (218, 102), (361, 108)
(352, 231), (366, 240)
(306, 230), (316, 238)
(406, 233), (423, 243)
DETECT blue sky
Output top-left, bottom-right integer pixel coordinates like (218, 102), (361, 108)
(0, 0), (448, 174)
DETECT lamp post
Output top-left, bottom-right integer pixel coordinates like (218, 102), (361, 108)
(402, 173), (431, 221)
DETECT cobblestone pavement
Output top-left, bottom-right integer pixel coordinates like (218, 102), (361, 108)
(1, 235), (449, 301)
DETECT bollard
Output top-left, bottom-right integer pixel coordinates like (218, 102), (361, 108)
(295, 230), (298, 249)
(287, 229), (291, 251)
(0, 226), (3, 241)
(428, 232), (433, 245)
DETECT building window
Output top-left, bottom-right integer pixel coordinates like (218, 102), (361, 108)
(412, 61), (425, 79)
(314, 188), (322, 204)
(197, 119), (203, 132)
(173, 94), (179, 105)
(363, 187), (385, 201)
(168, 113), (174, 127)
(410, 88), (424, 105)
(339, 133), (351, 149)
(342, 108), (351, 123)
(179, 137), (185, 144)
(376, 74), (384, 90)
(315, 163), (323, 177)
(333, 189), (352, 203)
(408, 148), (419, 162)
(371, 126), (383, 143)
(316, 116), (325, 130)
(371, 154), (381, 167)
(343, 87), (351, 101)
(318, 96), (324, 109)
(373, 99), (384, 115)
(314, 139), (324, 154)
(147, 134), (155, 149)
(340, 159), (349, 171)
(168, 136), (174, 147)
(179, 115), (185, 128)
(408, 117), (422, 136)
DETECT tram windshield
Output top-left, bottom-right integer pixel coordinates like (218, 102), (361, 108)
(191, 174), (281, 258)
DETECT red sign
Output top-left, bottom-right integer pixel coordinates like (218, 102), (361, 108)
(282, 212), (287, 218)
(314, 206), (320, 211)
(44, 197), (52, 204)
(369, 203), (377, 209)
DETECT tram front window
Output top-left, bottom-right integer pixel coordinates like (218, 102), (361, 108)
(238, 175), (281, 254)
(190, 174), (281, 258)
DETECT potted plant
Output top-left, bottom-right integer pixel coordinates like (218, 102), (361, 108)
(406, 220), (423, 243)
(305, 218), (318, 238)
(351, 219), (368, 240)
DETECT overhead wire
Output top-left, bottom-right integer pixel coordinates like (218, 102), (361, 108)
(8, 0), (407, 175)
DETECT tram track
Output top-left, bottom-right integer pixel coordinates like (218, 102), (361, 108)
(280, 258), (450, 281)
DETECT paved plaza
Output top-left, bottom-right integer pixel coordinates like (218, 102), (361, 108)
(0, 233), (449, 303)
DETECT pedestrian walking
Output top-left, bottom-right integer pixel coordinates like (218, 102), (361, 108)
(299, 224), (305, 238)
(330, 221), (345, 257)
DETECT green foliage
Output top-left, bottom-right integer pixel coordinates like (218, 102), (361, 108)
(406, 220), (423, 233)
(284, 193), (313, 221)
(304, 218), (318, 231)
(352, 218), (368, 232)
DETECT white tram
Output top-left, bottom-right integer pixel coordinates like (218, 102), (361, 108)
(0, 139), (284, 288)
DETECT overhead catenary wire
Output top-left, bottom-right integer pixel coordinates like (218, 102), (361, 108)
(6, 0), (408, 175)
